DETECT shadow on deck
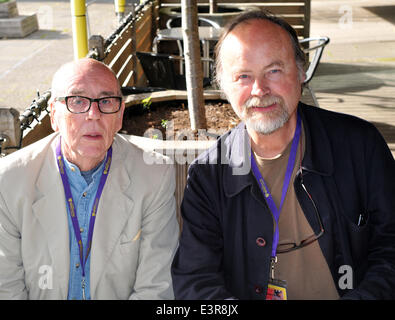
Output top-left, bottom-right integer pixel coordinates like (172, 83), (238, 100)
(311, 61), (395, 157)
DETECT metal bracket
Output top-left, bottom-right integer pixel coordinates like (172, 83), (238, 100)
(88, 35), (105, 60)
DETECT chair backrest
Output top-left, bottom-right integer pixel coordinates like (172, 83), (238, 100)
(136, 51), (213, 90)
(166, 16), (221, 29)
(300, 36), (330, 84)
(136, 51), (179, 90)
(160, 0), (311, 38)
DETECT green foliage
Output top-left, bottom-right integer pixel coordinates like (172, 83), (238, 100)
(141, 97), (152, 111)
(161, 119), (168, 129)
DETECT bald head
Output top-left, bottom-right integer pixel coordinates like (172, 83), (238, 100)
(49, 58), (125, 171)
(50, 58), (121, 102)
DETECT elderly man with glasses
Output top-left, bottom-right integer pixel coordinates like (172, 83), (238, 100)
(0, 58), (179, 300)
(171, 10), (395, 300)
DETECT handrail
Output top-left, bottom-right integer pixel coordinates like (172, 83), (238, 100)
(104, 0), (152, 50)
(0, 90), (51, 156)
(19, 90), (52, 132)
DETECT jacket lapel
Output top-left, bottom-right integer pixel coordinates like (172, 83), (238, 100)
(223, 123), (255, 197)
(299, 103), (334, 176)
(222, 104), (337, 276)
(32, 136), (70, 299)
(90, 139), (134, 297)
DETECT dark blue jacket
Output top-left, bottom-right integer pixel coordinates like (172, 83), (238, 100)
(171, 103), (395, 299)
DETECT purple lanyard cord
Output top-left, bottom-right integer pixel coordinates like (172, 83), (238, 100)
(56, 138), (112, 278)
(250, 113), (301, 258)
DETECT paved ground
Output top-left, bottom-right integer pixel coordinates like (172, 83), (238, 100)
(0, 0), (120, 112)
(0, 0), (394, 155)
(310, 0), (395, 156)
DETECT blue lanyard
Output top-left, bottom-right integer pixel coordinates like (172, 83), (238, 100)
(56, 138), (112, 298)
(250, 113), (301, 258)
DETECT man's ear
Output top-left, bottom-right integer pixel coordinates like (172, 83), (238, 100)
(298, 67), (306, 84)
(49, 99), (59, 132)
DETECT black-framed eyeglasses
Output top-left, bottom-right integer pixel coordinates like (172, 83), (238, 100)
(55, 96), (122, 114)
(276, 175), (325, 254)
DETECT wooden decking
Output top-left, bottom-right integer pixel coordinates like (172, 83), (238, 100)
(310, 61), (395, 158)
(308, 0), (395, 159)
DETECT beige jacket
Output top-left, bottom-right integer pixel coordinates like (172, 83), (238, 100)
(0, 132), (179, 299)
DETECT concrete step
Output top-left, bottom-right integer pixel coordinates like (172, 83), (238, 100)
(0, 0), (18, 19)
(0, 14), (38, 38)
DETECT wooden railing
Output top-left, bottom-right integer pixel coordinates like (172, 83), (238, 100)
(103, 0), (160, 87)
(101, 0), (311, 87)
(160, 0), (311, 38)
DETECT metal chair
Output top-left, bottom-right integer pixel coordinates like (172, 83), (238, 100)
(165, 16), (220, 75)
(165, 16), (221, 29)
(136, 51), (212, 90)
(300, 36), (330, 107)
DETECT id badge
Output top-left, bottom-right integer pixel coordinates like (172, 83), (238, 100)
(266, 279), (287, 300)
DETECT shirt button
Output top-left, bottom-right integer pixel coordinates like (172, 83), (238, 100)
(75, 263), (80, 268)
(82, 192), (87, 197)
(256, 237), (266, 247)
(80, 228), (84, 233)
(254, 285), (263, 294)
(71, 167), (76, 172)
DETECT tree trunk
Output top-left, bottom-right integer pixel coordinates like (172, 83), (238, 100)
(181, 0), (207, 130)
(209, 0), (218, 14)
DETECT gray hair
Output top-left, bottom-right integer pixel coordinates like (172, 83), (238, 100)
(214, 10), (306, 89)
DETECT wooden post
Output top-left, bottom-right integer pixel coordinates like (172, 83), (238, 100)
(209, 0), (217, 14)
(304, 0), (311, 39)
(130, 4), (137, 85)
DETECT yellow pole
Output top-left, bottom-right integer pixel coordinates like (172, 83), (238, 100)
(114, 0), (126, 14)
(114, 0), (126, 24)
(71, 0), (88, 60)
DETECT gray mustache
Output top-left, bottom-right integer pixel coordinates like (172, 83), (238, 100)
(244, 96), (282, 109)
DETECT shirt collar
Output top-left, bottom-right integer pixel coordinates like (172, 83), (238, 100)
(63, 155), (105, 187)
(223, 102), (334, 197)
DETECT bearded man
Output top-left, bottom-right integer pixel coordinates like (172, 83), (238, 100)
(171, 10), (395, 300)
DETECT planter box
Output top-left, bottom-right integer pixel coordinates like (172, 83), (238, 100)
(0, 107), (21, 156)
(123, 134), (216, 228)
(0, 14), (38, 38)
(0, 0), (18, 18)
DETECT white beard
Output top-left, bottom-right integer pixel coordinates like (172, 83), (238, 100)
(241, 96), (290, 135)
